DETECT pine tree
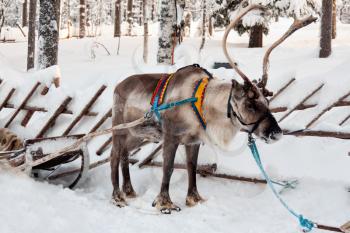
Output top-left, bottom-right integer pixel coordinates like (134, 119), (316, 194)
(143, 0), (148, 63)
(38, 0), (59, 69)
(79, 0), (86, 38)
(127, 0), (133, 35)
(332, 0), (336, 39)
(27, 0), (37, 70)
(22, 0), (28, 27)
(212, 0), (320, 47)
(157, 0), (176, 64)
(114, 0), (121, 37)
(320, 0), (332, 58)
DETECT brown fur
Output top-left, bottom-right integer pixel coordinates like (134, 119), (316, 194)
(111, 65), (282, 212)
(0, 128), (23, 152)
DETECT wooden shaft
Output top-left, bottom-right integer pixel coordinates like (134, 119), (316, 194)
(279, 84), (324, 122)
(0, 88), (15, 111)
(4, 82), (41, 128)
(283, 130), (350, 140)
(4, 103), (46, 112)
(271, 101), (350, 113)
(269, 78), (295, 103)
(306, 91), (350, 128)
(2, 103), (97, 116)
(316, 223), (343, 232)
(36, 97), (72, 138)
(96, 137), (112, 155)
(21, 110), (35, 127)
(89, 108), (112, 133)
(339, 114), (350, 126)
(138, 143), (162, 168)
(62, 85), (107, 136)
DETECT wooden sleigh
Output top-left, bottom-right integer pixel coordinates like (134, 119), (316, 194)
(0, 134), (90, 189)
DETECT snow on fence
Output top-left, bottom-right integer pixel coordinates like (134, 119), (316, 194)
(0, 73), (349, 158)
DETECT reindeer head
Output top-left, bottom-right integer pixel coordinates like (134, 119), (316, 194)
(222, 4), (317, 143)
(227, 79), (281, 143)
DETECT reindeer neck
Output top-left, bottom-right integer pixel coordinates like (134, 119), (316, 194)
(202, 80), (240, 149)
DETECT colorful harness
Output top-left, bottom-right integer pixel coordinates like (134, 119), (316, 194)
(150, 74), (209, 129)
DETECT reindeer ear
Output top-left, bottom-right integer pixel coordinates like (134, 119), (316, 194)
(232, 79), (245, 98)
(231, 79), (239, 88)
(247, 90), (255, 99)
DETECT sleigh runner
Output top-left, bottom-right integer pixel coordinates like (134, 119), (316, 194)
(0, 134), (90, 189)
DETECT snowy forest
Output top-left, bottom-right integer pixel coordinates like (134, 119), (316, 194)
(0, 0), (350, 233)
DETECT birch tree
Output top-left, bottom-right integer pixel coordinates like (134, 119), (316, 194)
(157, 0), (176, 64)
(38, 0), (59, 69)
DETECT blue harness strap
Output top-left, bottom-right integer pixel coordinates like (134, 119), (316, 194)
(150, 75), (209, 129)
(152, 97), (198, 121)
(247, 134), (314, 232)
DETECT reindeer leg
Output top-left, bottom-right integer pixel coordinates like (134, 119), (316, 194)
(185, 144), (205, 207)
(111, 135), (126, 207)
(152, 135), (180, 214)
(121, 137), (138, 198)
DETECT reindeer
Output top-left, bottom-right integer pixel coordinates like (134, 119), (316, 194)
(110, 5), (316, 213)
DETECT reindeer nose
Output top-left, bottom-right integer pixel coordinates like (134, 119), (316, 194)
(270, 130), (282, 141)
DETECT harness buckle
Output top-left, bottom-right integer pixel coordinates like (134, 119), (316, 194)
(144, 110), (154, 120)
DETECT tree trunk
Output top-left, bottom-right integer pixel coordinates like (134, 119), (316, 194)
(151, 0), (155, 21)
(56, 0), (61, 37)
(249, 25), (263, 48)
(332, 0), (336, 39)
(199, 0), (206, 50)
(79, 0), (86, 38)
(114, 0), (121, 37)
(38, 0), (59, 69)
(143, 0), (148, 63)
(208, 16), (213, 36)
(22, 0), (28, 27)
(0, 8), (4, 37)
(67, 0), (71, 38)
(157, 0), (176, 64)
(320, 0), (332, 58)
(127, 0), (133, 35)
(27, 0), (37, 70)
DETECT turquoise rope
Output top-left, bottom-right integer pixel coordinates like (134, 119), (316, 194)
(248, 134), (314, 232)
(152, 97), (197, 121)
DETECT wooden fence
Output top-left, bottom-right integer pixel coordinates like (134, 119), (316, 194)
(0, 76), (349, 158)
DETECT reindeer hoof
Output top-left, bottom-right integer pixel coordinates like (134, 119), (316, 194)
(186, 192), (205, 207)
(123, 183), (137, 198)
(152, 196), (181, 214)
(112, 191), (127, 207)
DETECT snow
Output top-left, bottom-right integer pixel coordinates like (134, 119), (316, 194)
(0, 18), (350, 233)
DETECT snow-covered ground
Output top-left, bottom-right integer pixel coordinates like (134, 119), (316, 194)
(0, 19), (349, 233)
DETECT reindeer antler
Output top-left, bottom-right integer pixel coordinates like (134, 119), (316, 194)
(259, 15), (318, 93)
(222, 4), (265, 84)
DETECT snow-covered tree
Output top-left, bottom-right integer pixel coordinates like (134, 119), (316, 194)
(213, 0), (321, 47)
(38, 0), (59, 69)
(0, 0), (21, 36)
(157, 0), (177, 64)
